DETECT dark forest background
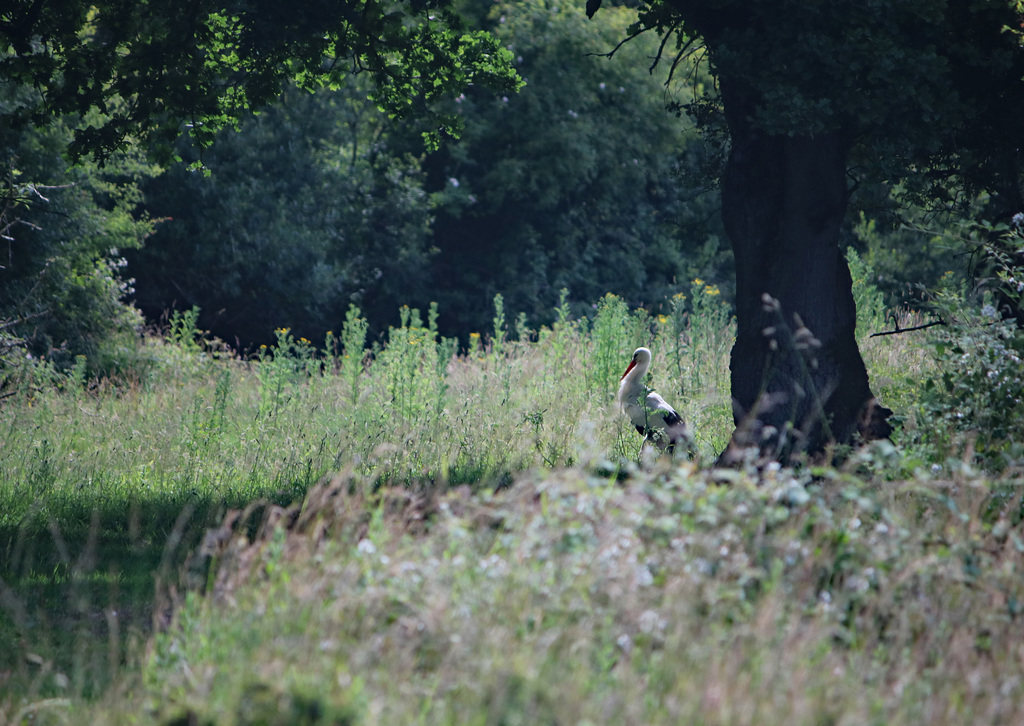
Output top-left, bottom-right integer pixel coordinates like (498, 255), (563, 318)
(2, 0), (958, 366)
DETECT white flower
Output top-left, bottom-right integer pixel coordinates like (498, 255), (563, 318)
(1012, 212), (1024, 228)
(635, 565), (654, 587)
(357, 538), (376, 555)
(638, 610), (666, 634)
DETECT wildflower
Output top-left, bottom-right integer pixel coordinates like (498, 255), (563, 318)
(638, 610), (666, 635)
(704, 284), (721, 296)
(357, 538), (376, 555)
(693, 277), (704, 287)
(1013, 212), (1024, 228)
(616, 634), (633, 653)
(657, 315), (669, 325)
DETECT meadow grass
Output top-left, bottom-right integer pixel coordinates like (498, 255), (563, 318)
(2, 278), (1022, 725)
(130, 460), (1024, 725)
(0, 291), (731, 712)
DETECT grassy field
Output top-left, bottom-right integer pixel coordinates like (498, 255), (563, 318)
(2, 278), (1023, 725)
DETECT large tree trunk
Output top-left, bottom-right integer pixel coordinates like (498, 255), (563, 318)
(718, 85), (891, 461)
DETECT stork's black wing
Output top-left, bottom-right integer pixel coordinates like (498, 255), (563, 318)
(661, 409), (684, 428)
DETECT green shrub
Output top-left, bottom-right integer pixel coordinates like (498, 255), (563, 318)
(912, 223), (1024, 469)
(1, 113), (156, 375)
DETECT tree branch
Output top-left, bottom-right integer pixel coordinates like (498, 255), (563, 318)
(587, 26), (651, 61)
(869, 313), (945, 337)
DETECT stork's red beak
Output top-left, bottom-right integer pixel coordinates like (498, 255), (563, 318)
(620, 358), (637, 380)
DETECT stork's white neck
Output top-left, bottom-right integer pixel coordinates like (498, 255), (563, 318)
(617, 354), (650, 404)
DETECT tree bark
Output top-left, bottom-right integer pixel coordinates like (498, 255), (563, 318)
(718, 83), (891, 460)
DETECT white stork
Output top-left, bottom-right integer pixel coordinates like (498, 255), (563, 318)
(617, 347), (691, 453)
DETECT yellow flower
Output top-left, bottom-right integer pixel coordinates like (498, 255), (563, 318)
(470, 332), (480, 339)
(692, 278), (704, 287)
(658, 315), (669, 325)
(705, 284), (721, 297)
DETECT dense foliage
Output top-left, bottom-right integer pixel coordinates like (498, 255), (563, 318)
(0, 97), (155, 374)
(0, 0), (520, 163)
(128, 0), (730, 345)
(0, 0), (515, 371)
(422, 0), (728, 334)
(628, 0), (1024, 216)
(130, 80), (436, 347)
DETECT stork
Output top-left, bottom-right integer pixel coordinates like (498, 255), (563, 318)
(617, 347), (691, 454)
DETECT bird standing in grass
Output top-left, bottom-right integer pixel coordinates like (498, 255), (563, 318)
(617, 347), (691, 454)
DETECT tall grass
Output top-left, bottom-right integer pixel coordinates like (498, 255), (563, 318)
(5, 266), (1020, 725)
(0, 287), (733, 707)
(126, 461), (1024, 726)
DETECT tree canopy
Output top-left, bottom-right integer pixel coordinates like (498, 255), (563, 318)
(624, 0), (1024, 218)
(130, 79), (438, 346)
(128, 0), (730, 346)
(0, 0), (521, 163)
